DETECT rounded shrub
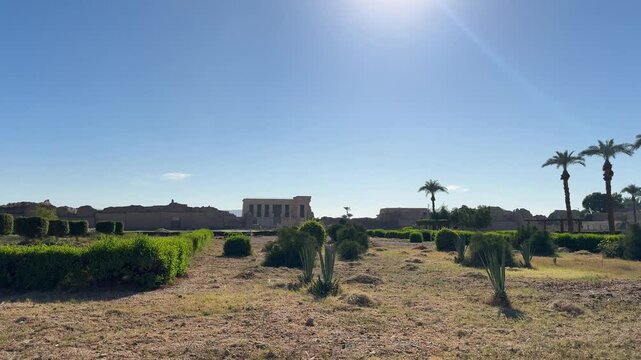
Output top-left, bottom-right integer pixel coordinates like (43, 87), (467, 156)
(435, 228), (458, 251)
(298, 220), (326, 249)
(528, 230), (556, 256)
(337, 240), (363, 260)
(95, 221), (116, 234)
(223, 234), (252, 257)
(409, 231), (423, 243)
(0, 213), (13, 235)
(115, 221), (125, 235)
(69, 221), (89, 237)
(623, 223), (641, 260)
(465, 233), (516, 267)
(47, 220), (70, 238)
(14, 217), (49, 238)
(263, 227), (315, 268)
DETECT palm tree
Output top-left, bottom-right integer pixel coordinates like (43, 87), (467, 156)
(621, 184), (641, 224)
(580, 139), (634, 233)
(542, 151), (585, 232)
(418, 179), (448, 215)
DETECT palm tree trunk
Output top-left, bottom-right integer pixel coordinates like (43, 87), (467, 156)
(431, 194), (436, 215)
(561, 170), (574, 232)
(633, 196), (638, 224)
(603, 160), (615, 233)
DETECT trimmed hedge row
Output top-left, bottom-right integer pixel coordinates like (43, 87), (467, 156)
(223, 234), (252, 257)
(369, 228), (622, 253)
(48, 220), (70, 237)
(0, 229), (212, 291)
(15, 217), (49, 238)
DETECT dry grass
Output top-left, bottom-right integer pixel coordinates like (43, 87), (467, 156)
(0, 236), (640, 359)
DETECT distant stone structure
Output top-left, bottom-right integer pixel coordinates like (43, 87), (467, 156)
(242, 196), (314, 228)
(0, 200), (240, 230)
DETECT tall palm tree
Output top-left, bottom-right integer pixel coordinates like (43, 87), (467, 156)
(418, 179), (448, 215)
(622, 184), (641, 224)
(580, 139), (634, 233)
(542, 151), (585, 232)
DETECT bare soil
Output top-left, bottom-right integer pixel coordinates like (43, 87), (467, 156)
(1, 236), (641, 359)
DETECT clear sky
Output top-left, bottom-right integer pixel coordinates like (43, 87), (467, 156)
(1, 0), (640, 217)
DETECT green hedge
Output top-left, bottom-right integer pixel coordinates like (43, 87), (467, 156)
(47, 220), (70, 237)
(0, 229), (212, 291)
(223, 234), (252, 257)
(115, 221), (125, 235)
(0, 214), (13, 235)
(436, 228), (458, 251)
(96, 221), (116, 234)
(409, 231), (423, 243)
(14, 217), (49, 238)
(464, 233), (516, 268)
(69, 221), (89, 237)
(368, 228), (619, 254)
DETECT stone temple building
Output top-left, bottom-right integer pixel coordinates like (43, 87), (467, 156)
(242, 196), (314, 228)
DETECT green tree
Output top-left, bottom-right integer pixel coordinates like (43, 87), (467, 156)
(622, 184), (641, 224)
(542, 150), (585, 232)
(580, 139), (634, 233)
(450, 205), (492, 229)
(33, 206), (58, 221)
(582, 192), (624, 214)
(418, 179), (448, 215)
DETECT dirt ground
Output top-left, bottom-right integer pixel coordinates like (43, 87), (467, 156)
(1, 236), (641, 359)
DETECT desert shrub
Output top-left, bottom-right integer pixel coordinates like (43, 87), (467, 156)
(623, 224), (641, 260)
(528, 230), (556, 256)
(435, 228), (458, 251)
(599, 236), (625, 258)
(95, 221), (116, 234)
(298, 220), (326, 249)
(114, 221), (125, 235)
(263, 227), (315, 268)
(0, 229), (212, 291)
(223, 234), (252, 257)
(14, 217), (49, 238)
(309, 243), (340, 297)
(551, 233), (608, 252)
(0, 214), (13, 235)
(47, 220), (70, 238)
(520, 240), (533, 268)
(69, 221), (89, 237)
(337, 240), (363, 260)
(299, 241), (316, 284)
(336, 222), (369, 251)
(479, 244), (509, 307)
(455, 235), (467, 263)
(465, 233), (516, 267)
(513, 225), (536, 248)
(408, 231), (423, 243)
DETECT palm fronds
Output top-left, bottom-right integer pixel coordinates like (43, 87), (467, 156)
(580, 139), (633, 160)
(541, 150), (585, 169)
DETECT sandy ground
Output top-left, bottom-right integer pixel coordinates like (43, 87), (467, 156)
(1, 236), (641, 359)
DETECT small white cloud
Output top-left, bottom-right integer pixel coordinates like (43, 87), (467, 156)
(446, 184), (470, 193)
(162, 172), (192, 181)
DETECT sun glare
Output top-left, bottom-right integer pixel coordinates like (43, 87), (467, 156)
(347, 0), (432, 28)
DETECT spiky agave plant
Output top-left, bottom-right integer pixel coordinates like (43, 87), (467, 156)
(520, 240), (533, 269)
(454, 234), (466, 263)
(298, 242), (316, 284)
(309, 243), (340, 297)
(480, 245), (509, 307)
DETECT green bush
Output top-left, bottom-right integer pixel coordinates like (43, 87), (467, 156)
(223, 234), (252, 257)
(0, 214), (13, 235)
(47, 220), (70, 237)
(551, 233), (618, 253)
(409, 231), (423, 243)
(69, 221), (89, 237)
(0, 229), (212, 291)
(465, 233), (516, 268)
(298, 220), (326, 249)
(600, 236), (625, 258)
(369, 229), (386, 238)
(513, 225), (536, 248)
(623, 224), (641, 260)
(435, 228), (458, 251)
(96, 221), (116, 234)
(528, 230), (556, 256)
(337, 240), (363, 260)
(114, 221), (125, 235)
(14, 217), (49, 238)
(263, 227), (315, 268)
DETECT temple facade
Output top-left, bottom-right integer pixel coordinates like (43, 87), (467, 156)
(242, 196), (314, 228)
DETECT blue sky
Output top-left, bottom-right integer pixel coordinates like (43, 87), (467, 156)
(1, 0), (640, 217)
